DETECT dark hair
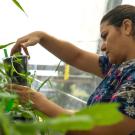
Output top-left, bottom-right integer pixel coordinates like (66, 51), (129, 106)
(101, 4), (135, 36)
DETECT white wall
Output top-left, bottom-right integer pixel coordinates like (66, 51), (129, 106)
(0, 0), (106, 65)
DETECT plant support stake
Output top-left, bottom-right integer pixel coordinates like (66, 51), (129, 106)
(4, 49), (8, 58)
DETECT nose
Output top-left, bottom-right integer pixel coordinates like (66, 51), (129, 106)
(100, 41), (106, 52)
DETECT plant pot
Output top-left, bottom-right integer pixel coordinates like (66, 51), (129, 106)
(12, 116), (33, 122)
(3, 55), (28, 86)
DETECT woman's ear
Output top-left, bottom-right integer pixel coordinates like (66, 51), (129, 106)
(122, 19), (133, 36)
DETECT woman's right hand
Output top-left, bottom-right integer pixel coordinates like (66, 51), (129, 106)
(10, 31), (44, 56)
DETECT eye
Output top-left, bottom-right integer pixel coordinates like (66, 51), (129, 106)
(101, 32), (107, 40)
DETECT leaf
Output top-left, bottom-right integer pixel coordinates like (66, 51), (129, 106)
(12, 0), (27, 15)
(21, 110), (35, 119)
(0, 113), (11, 135)
(37, 60), (61, 91)
(0, 93), (17, 100)
(46, 115), (94, 132)
(5, 99), (14, 112)
(44, 103), (123, 132)
(14, 115), (93, 134)
(37, 76), (51, 91)
(48, 79), (53, 88)
(13, 103), (123, 134)
(14, 122), (42, 134)
(76, 103), (124, 126)
(55, 60), (62, 72)
(0, 42), (15, 49)
(33, 110), (49, 121)
(0, 68), (7, 76)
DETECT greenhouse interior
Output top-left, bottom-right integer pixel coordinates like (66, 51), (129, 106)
(0, 0), (135, 135)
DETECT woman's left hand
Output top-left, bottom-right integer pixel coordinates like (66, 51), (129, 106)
(6, 84), (38, 104)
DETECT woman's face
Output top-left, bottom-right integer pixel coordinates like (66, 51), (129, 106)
(100, 21), (130, 64)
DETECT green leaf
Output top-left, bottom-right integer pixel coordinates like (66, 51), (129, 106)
(0, 68), (7, 76)
(0, 112), (11, 135)
(0, 93), (17, 100)
(21, 110), (35, 119)
(5, 99), (14, 112)
(33, 110), (49, 121)
(13, 103), (123, 134)
(48, 79), (53, 88)
(0, 42), (15, 49)
(37, 76), (51, 91)
(12, 0), (27, 15)
(55, 60), (62, 72)
(45, 103), (123, 132)
(37, 60), (61, 91)
(76, 103), (124, 126)
(47, 115), (94, 132)
(14, 122), (42, 134)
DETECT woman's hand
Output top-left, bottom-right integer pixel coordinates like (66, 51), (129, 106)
(7, 84), (75, 117)
(7, 84), (43, 104)
(10, 31), (44, 56)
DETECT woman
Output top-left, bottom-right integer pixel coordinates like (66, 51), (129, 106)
(9, 4), (135, 135)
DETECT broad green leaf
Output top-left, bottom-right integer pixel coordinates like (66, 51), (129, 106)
(14, 122), (43, 134)
(44, 103), (123, 132)
(76, 103), (123, 126)
(14, 115), (93, 134)
(46, 115), (94, 132)
(13, 103), (123, 134)
(0, 113), (11, 135)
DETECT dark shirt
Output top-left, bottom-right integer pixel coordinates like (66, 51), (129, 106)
(87, 56), (135, 135)
(87, 56), (135, 134)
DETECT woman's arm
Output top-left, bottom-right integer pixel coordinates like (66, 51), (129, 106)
(30, 91), (75, 117)
(11, 31), (103, 77)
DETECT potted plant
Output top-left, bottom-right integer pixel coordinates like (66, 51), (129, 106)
(3, 54), (29, 86)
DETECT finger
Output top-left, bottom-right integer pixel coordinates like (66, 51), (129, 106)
(7, 85), (33, 97)
(10, 38), (28, 56)
(7, 84), (35, 93)
(7, 84), (30, 92)
(7, 87), (33, 103)
(20, 44), (30, 58)
(10, 43), (21, 56)
(20, 38), (39, 47)
(14, 91), (31, 104)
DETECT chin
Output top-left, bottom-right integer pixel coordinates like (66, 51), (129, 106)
(109, 57), (119, 64)
(108, 54), (126, 64)
(109, 58), (123, 64)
